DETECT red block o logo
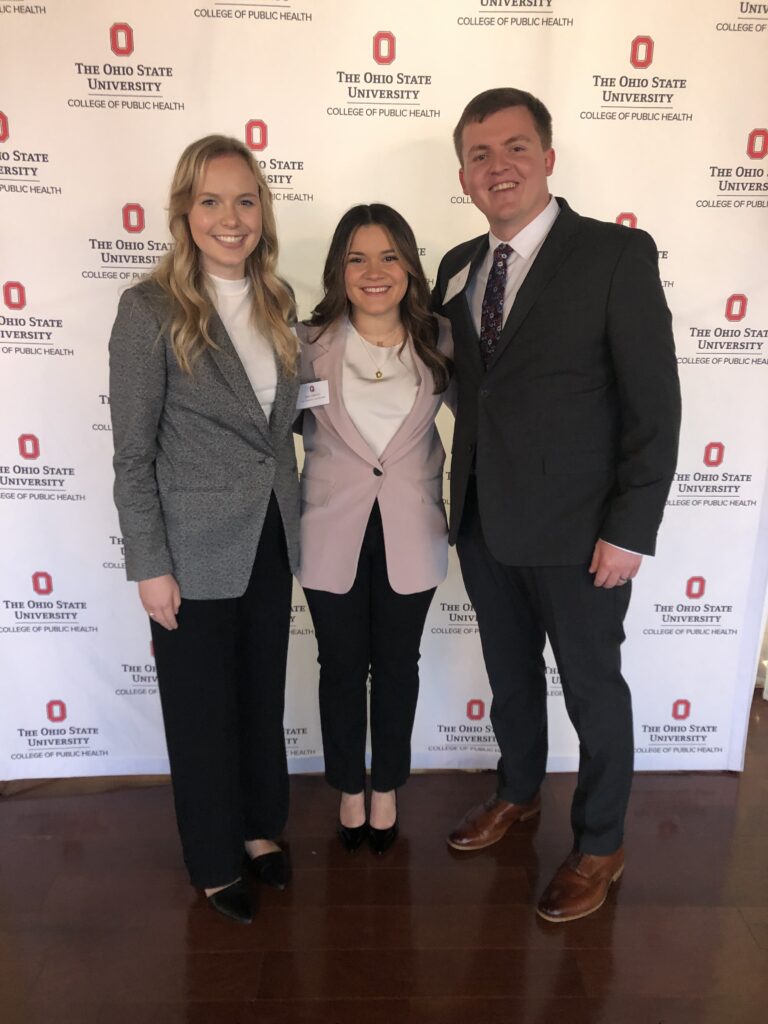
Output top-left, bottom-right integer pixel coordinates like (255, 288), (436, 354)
(32, 571), (53, 595)
(0, 111), (8, 143)
(373, 30), (396, 65)
(110, 23), (134, 56)
(616, 212), (637, 229)
(466, 698), (485, 721)
(122, 203), (145, 233)
(18, 434), (40, 460)
(3, 281), (26, 309)
(747, 129), (768, 160)
(703, 442), (724, 468)
(630, 35), (654, 69)
(245, 119), (268, 152)
(685, 576), (705, 600)
(672, 699), (690, 721)
(725, 294), (747, 322)
(46, 700), (67, 723)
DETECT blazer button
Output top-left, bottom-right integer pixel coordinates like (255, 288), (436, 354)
(479, 388), (490, 399)
(373, 467), (383, 476)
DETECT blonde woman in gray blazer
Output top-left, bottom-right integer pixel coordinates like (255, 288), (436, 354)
(109, 136), (299, 925)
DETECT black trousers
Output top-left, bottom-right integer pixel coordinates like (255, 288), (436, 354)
(150, 492), (292, 889)
(456, 480), (633, 856)
(303, 502), (436, 793)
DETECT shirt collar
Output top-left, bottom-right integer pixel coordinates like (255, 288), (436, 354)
(488, 194), (560, 260)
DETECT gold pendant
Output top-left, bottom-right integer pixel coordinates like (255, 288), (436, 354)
(375, 370), (383, 380)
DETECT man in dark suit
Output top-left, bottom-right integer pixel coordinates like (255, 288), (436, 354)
(432, 88), (681, 922)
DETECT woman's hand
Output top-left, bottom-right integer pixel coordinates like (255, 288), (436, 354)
(138, 575), (181, 630)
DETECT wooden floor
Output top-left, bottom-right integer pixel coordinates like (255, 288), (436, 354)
(2, 697), (767, 1024)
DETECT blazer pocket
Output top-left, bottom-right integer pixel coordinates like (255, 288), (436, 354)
(301, 475), (335, 507)
(170, 490), (231, 514)
(420, 473), (445, 504)
(542, 450), (615, 475)
(168, 482), (229, 494)
(162, 490), (231, 542)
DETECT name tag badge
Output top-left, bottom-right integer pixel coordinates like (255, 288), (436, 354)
(297, 380), (330, 410)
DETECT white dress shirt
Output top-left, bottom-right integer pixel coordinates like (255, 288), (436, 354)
(467, 194), (560, 336)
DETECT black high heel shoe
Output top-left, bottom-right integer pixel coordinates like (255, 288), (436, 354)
(368, 820), (399, 855)
(206, 878), (252, 925)
(368, 790), (399, 855)
(337, 821), (369, 852)
(243, 848), (290, 890)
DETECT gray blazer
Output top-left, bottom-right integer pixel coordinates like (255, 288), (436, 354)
(109, 280), (300, 600)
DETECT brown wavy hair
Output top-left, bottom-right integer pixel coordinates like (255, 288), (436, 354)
(151, 134), (297, 375)
(307, 204), (450, 394)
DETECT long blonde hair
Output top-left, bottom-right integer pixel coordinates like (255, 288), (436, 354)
(152, 134), (297, 375)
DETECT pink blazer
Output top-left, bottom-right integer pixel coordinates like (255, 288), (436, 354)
(297, 317), (454, 595)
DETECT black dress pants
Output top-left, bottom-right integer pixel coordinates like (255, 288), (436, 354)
(150, 492), (292, 889)
(303, 501), (436, 793)
(456, 479), (633, 856)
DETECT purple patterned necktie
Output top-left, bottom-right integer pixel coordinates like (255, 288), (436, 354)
(479, 243), (512, 368)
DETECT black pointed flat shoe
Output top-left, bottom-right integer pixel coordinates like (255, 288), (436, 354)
(337, 821), (369, 852)
(244, 849), (290, 890)
(368, 820), (399, 856)
(206, 878), (252, 925)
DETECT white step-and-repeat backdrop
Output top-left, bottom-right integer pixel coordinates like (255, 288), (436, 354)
(2, 0), (767, 780)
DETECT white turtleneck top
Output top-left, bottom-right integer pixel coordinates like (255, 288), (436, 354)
(208, 273), (278, 422)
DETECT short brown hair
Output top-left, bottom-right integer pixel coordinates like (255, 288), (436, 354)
(453, 88), (553, 162)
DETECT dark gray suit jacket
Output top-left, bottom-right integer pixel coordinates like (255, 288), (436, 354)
(432, 198), (681, 564)
(109, 280), (300, 599)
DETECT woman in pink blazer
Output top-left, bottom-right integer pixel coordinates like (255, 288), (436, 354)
(297, 204), (453, 854)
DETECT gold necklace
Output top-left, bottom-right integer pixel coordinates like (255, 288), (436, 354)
(354, 326), (404, 382)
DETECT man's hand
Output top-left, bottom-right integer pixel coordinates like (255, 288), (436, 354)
(138, 574), (181, 630)
(589, 540), (642, 589)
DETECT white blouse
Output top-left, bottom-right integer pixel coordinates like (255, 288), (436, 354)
(208, 274), (278, 422)
(341, 319), (420, 458)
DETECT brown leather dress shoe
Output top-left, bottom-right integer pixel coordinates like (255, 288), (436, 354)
(447, 792), (541, 851)
(536, 847), (625, 923)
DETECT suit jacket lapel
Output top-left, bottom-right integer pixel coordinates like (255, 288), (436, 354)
(379, 343), (433, 464)
(444, 237), (488, 377)
(269, 358), (297, 440)
(207, 311), (272, 440)
(308, 320), (379, 468)
(488, 200), (581, 370)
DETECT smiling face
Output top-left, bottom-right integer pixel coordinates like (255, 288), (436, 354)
(343, 224), (409, 322)
(459, 105), (555, 240)
(187, 153), (262, 279)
